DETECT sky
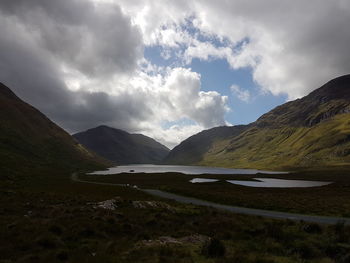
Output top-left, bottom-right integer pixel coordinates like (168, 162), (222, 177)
(0, 0), (349, 148)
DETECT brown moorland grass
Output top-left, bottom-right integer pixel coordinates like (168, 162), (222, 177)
(2, 169), (350, 262)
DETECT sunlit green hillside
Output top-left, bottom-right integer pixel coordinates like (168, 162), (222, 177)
(166, 75), (350, 170)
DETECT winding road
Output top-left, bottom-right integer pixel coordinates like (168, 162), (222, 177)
(72, 173), (350, 225)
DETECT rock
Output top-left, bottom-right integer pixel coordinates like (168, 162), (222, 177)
(179, 234), (210, 244)
(158, 236), (181, 244)
(24, 210), (33, 217)
(138, 234), (210, 247)
(132, 201), (173, 211)
(90, 198), (121, 210)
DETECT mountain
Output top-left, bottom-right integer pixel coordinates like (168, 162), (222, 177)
(0, 83), (108, 177)
(164, 125), (248, 165)
(165, 75), (350, 170)
(73, 126), (170, 164)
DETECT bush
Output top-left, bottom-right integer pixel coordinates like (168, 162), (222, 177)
(325, 243), (350, 260)
(56, 250), (69, 261)
(36, 235), (58, 249)
(202, 238), (226, 258)
(334, 220), (349, 242)
(339, 253), (350, 263)
(49, 225), (63, 235)
(302, 223), (323, 234)
(292, 240), (320, 259)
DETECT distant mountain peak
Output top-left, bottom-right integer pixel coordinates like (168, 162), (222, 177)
(85, 125), (129, 135)
(74, 126), (169, 164)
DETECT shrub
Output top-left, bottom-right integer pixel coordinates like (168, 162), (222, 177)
(264, 222), (285, 241)
(302, 223), (323, 234)
(334, 220), (349, 242)
(202, 238), (226, 258)
(36, 235), (58, 249)
(49, 225), (63, 235)
(56, 250), (69, 261)
(339, 253), (350, 263)
(325, 243), (350, 260)
(254, 258), (276, 263)
(292, 240), (320, 259)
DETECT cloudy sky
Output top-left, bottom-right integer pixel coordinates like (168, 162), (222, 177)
(1, 0), (350, 148)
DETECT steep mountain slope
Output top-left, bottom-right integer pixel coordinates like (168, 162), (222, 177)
(0, 83), (108, 177)
(73, 126), (170, 164)
(163, 125), (248, 165)
(165, 75), (350, 170)
(255, 74), (350, 128)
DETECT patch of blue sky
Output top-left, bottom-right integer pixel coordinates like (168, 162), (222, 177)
(144, 45), (178, 68)
(144, 41), (287, 127)
(189, 58), (287, 125)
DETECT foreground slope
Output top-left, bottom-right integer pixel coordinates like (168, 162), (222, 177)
(0, 83), (107, 177)
(166, 75), (350, 169)
(74, 126), (170, 164)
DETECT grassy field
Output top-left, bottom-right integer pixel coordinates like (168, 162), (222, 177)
(83, 170), (350, 217)
(2, 169), (350, 262)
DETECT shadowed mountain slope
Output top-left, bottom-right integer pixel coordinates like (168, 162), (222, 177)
(0, 83), (108, 178)
(74, 126), (169, 164)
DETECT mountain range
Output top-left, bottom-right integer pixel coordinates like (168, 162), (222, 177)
(165, 75), (350, 170)
(0, 83), (170, 175)
(1, 75), (350, 173)
(73, 126), (169, 164)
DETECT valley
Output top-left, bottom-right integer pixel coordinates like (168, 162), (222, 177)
(80, 169), (350, 217)
(2, 75), (350, 262)
(3, 0), (350, 261)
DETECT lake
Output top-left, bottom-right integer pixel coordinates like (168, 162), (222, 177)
(189, 177), (331, 187)
(88, 165), (331, 188)
(89, 164), (288, 175)
(226, 178), (332, 188)
(190, 177), (331, 188)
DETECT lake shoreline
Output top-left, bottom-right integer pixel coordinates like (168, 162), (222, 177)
(72, 173), (350, 225)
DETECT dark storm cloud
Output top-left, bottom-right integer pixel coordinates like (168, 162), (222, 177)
(0, 0), (146, 132)
(0, 0), (142, 76)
